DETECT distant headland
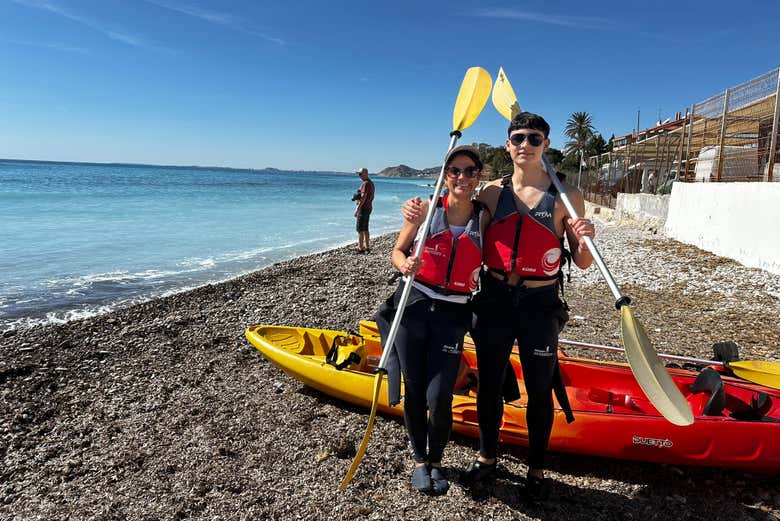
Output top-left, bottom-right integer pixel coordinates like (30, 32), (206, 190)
(376, 164), (440, 177)
(0, 158), (438, 177)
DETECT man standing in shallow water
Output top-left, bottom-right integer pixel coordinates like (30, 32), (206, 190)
(355, 167), (375, 253)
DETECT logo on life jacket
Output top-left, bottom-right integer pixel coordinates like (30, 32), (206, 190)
(424, 243), (447, 259)
(541, 248), (562, 276)
(535, 211), (553, 219)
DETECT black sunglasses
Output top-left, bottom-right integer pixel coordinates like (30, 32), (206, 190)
(509, 133), (545, 147)
(445, 165), (481, 179)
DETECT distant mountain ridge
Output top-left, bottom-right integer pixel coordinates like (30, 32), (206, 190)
(1, 157), (441, 177)
(376, 164), (440, 177)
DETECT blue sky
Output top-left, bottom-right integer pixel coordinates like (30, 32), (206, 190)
(1, 0), (779, 172)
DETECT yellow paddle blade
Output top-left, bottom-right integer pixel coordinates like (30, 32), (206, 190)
(452, 67), (492, 132)
(338, 372), (384, 491)
(730, 361), (780, 390)
(491, 67), (522, 121)
(621, 306), (694, 426)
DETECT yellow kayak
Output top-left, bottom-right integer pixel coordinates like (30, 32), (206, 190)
(245, 324), (780, 473)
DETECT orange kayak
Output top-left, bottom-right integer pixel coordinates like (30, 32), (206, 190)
(246, 324), (780, 473)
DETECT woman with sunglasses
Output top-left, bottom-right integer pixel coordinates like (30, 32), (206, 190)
(375, 145), (487, 496)
(403, 112), (595, 501)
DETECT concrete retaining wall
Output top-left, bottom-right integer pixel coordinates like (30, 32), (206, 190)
(584, 201), (615, 221)
(664, 182), (780, 275)
(615, 193), (670, 226)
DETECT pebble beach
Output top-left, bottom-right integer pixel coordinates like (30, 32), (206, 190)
(2, 217), (780, 521)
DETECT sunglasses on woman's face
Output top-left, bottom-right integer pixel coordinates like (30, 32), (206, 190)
(445, 166), (481, 179)
(509, 132), (545, 147)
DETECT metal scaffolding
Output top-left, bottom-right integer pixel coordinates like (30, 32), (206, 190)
(583, 66), (780, 207)
(584, 118), (686, 207)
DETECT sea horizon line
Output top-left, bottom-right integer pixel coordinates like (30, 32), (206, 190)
(0, 157), (355, 176)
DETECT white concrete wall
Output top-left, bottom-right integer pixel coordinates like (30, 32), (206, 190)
(665, 182), (780, 275)
(615, 193), (670, 225)
(584, 200), (615, 221)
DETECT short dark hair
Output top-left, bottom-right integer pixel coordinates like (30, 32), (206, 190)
(508, 111), (550, 138)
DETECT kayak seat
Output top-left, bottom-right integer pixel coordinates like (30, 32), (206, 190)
(585, 388), (647, 413)
(325, 335), (365, 371)
(730, 392), (778, 422)
(690, 367), (725, 416)
(712, 341), (740, 363)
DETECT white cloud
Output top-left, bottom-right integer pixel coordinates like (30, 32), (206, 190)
(146, 1), (285, 45)
(11, 0), (150, 48)
(4, 38), (90, 54)
(475, 8), (613, 30)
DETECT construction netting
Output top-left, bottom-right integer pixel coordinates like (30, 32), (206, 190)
(581, 67), (780, 207)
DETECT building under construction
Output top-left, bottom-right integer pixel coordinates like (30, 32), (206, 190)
(582, 67), (780, 207)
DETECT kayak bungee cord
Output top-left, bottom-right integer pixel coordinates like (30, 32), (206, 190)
(355, 318), (779, 390)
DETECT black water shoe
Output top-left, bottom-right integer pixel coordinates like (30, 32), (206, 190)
(459, 459), (496, 486)
(411, 465), (432, 493)
(525, 475), (551, 502)
(430, 466), (450, 496)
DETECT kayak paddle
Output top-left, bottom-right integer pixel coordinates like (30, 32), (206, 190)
(560, 339), (780, 390)
(490, 67), (694, 426)
(338, 66), (493, 491)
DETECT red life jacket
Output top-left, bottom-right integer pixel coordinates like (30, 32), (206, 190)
(483, 182), (564, 280)
(415, 194), (483, 294)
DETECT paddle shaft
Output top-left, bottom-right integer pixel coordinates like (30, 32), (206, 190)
(376, 133), (461, 370)
(541, 155), (628, 309)
(560, 338), (780, 390)
(559, 338), (727, 367)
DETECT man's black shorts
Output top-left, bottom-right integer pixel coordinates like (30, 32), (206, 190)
(356, 208), (371, 232)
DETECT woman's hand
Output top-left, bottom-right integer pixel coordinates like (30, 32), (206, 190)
(400, 255), (422, 277)
(402, 197), (427, 225)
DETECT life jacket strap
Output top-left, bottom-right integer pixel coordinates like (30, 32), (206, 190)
(414, 279), (473, 297)
(486, 266), (560, 282)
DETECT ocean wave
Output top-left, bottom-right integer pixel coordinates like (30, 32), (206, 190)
(178, 257), (217, 269)
(44, 270), (179, 287)
(179, 248), (274, 267)
(3, 303), (120, 331)
(1, 231), (403, 332)
(25, 237), (353, 307)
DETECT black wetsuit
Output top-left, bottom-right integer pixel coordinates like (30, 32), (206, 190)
(393, 294), (471, 463)
(375, 199), (482, 464)
(472, 182), (569, 470)
(470, 278), (566, 469)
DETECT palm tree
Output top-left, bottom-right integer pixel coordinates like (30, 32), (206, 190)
(564, 111), (595, 186)
(564, 111), (595, 158)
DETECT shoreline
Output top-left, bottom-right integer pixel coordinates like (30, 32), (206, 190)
(2, 226), (779, 520)
(1, 233), (400, 333)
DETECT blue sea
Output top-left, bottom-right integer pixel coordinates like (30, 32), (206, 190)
(0, 160), (428, 330)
